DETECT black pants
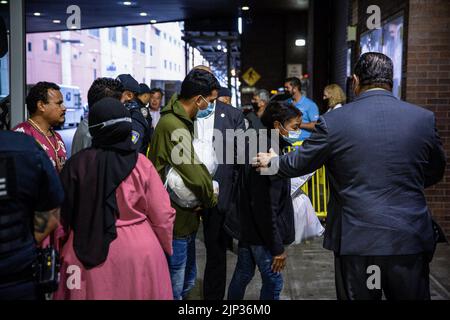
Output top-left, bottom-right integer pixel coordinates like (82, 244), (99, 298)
(334, 253), (431, 300)
(202, 208), (232, 300)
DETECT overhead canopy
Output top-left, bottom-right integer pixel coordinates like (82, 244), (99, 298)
(24, 0), (308, 33)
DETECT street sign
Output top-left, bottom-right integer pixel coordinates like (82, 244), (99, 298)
(287, 64), (303, 79)
(242, 67), (261, 87)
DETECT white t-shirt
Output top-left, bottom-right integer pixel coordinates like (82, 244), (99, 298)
(150, 110), (161, 128)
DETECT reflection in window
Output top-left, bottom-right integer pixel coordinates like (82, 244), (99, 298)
(89, 29), (100, 38)
(122, 27), (129, 47)
(109, 28), (117, 42)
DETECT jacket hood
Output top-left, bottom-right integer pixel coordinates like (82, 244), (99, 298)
(161, 93), (195, 131)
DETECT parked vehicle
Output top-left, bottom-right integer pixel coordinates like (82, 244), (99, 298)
(59, 85), (83, 128)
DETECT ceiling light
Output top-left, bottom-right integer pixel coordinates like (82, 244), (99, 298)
(140, 12), (148, 17)
(53, 20), (61, 24)
(295, 39), (306, 47)
(123, 1), (132, 5)
(33, 12), (41, 16)
(1, 1), (8, 4)
(223, 48), (228, 53)
(241, 6), (250, 11)
(217, 45), (222, 50)
(150, 19), (157, 24)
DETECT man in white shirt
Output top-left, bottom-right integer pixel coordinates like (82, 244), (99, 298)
(149, 88), (164, 129)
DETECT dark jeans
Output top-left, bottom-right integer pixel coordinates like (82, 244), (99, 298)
(228, 245), (283, 300)
(202, 208), (231, 300)
(334, 253), (431, 300)
(167, 233), (197, 300)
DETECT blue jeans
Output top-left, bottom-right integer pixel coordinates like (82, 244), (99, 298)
(167, 233), (197, 300)
(228, 245), (283, 300)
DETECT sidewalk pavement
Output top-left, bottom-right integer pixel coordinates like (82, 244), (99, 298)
(187, 226), (450, 300)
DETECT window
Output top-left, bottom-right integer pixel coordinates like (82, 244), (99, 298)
(163, 32), (166, 39)
(169, 36), (172, 43)
(140, 41), (145, 54)
(27, 42), (32, 52)
(155, 28), (160, 36)
(89, 29), (100, 38)
(164, 60), (167, 69)
(109, 28), (117, 42)
(169, 62), (172, 71)
(94, 69), (97, 80)
(43, 40), (48, 51)
(149, 45), (153, 56)
(56, 43), (60, 55)
(132, 37), (137, 50)
(122, 27), (129, 47)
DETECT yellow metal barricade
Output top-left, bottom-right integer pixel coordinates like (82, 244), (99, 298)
(288, 142), (329, 221)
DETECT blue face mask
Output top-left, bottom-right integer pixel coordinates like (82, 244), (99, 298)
(197, 97), (215, 119)
(280, 124), (301, 144)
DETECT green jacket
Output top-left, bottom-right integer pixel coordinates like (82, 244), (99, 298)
(149, 94), (217, 238)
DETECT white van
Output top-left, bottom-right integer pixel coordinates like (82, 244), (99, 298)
(59, 85), (83, 127)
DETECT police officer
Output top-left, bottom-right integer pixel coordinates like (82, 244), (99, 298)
(116, 74), (152, 154)
(0, 131), (64, 300)
(138, 83), (154, 139)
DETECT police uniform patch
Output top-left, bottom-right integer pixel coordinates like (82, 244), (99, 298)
(141, 107), (149, 118)
(131, 130), (140, 144)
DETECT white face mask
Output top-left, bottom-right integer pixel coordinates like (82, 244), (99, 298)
(89, 117), (132, 130)
(280, 123), (301, 144)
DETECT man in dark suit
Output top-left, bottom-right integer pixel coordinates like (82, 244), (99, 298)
(255, 52), (446, 300)
(197, 86), (245, 300)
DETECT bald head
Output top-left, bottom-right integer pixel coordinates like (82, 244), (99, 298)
(193, 65), (213, 74)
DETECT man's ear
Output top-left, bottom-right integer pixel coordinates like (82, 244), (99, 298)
(36, 100), (46, 113)
(274, 120), (282, 131)
(352, 75), (360, 87)
(352, 74), (360, 95)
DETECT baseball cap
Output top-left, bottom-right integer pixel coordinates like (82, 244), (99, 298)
(116, 74), (140, 94)
(139, 83), (152, 95)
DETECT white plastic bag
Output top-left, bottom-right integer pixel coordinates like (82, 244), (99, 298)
(291, 193), (325, 244)
(165, 139), (219, 208)
(291, 173), (315, 196)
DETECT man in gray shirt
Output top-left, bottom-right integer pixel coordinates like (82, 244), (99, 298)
(71, 78), (124, 156)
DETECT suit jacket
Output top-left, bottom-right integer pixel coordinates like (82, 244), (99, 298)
(209, 101), (245, 216)
(273, 90), (446, 256)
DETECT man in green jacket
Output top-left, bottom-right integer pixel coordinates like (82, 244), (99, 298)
(149, 68), (220, 300)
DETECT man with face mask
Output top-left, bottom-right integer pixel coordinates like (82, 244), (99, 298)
(245, 89), (270, 130)
(149, 68), (220, 300)
(192, 81), (246, 300)
(284, 77), (319, 142)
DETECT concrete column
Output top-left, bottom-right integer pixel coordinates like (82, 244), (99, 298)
(10, 0), (26, 127)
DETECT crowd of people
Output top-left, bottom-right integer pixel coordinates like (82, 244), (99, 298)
(0, 52), (446, 301)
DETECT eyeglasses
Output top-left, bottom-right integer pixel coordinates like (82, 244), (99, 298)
(199, 95), (210, 105)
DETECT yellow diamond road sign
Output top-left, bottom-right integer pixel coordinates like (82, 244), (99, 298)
(242, 67), (261, 87)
